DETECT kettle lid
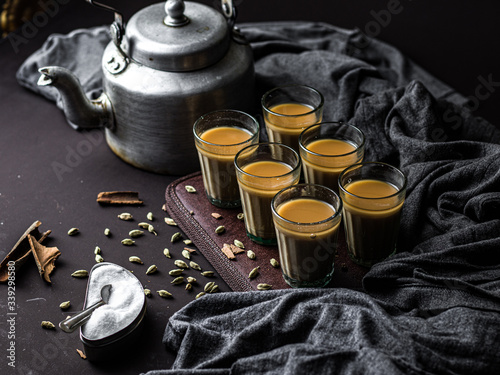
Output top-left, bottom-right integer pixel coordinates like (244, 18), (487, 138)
(123, 0), (230, 72)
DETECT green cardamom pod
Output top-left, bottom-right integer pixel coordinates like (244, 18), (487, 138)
(71, 270), (88, 278)
(163, 248), (172, 258)
(248, 266), (260, 279)
(208, 284), (219, 293)
(171, 276), (185, 285)
(117, 213), (133, 221)
(164, 217), (177, 226)
(94, 246), (101, 255)
(67, 227), (79, 236)
(186, 276), (197, 284)
(257, 283), (272, 290)
(138, 222), (150, 229)
(59, 301), (71, 310)
(41, 321), (56, 329)
(121, 238), (135, 246)
(157, 290), (173, 299)
(144, 289), (152, 297)
(146, 265), (158, 275)
(129, 256), (143, 264)
(234, 239), (245, 249)
(185, 283), (192, 291)
(201, 271), (214, 277)
(247, 250), (256, 260)
(169, 269), (184, 276)
(183, 239), (193, 245)
(174, 260), (189, 269)
(129, 229), (144, 238)
(185, 185), (196, 193)
(104, 228), (111, 236)
(237, 213), (245, 220)
(215, 225), (225, 234)
(195, 292), (205, 299)
(270, 258), (280, 268)
(95, 254), (104, 263)
(189, 261), (201, 271)
(148, 224), (157, 235)
(204, 281), (215, 292)
(147, 212), (154, 221)
(181, 250), (191, 260)
(171, 232), (182, 243)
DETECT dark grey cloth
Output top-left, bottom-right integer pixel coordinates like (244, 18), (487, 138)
(17, 21), (500, 375)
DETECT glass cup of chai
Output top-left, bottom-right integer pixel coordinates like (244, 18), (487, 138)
(194, 110), (260, 208)
(338, 162), (407, 267)
(299, 122), (365, 193)
(272, 183), (343, 288)
(261, 85), (324, 154)
(235, 142), (301, 245)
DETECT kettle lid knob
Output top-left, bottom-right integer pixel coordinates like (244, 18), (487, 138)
(164, 0), (189, 27)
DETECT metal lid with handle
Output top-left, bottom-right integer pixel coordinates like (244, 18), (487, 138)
(123, 0), (233, 72)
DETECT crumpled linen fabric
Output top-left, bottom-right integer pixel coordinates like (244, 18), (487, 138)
(16, 21), (500, 375)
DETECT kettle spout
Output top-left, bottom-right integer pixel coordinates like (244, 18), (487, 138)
(38, 66), (114, 129)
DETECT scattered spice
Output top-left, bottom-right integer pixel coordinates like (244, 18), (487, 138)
(195, 292), (205, 299)
(97, 191), (143, 205)
(28, 235), (61, 283)
(104, 228), (111, 236)
(76, 349), (87, 360)
(270, 258), (280, 268)
(183, 247), (197, 254)
(189, 261), (201, 271)
(171, 232), (182, 243)
(211, 213), (222, 219)
(0, 221), (52, 283)
(233, 239), (245, 249)
(163, 248), (172, 258)
(71, 270), (89, 278)
(41, 321), (56, 330)
(174, 260), (189, 269)
(146, 265), (158, 275)
(67, 228), (79, 236)
(215, 225), (225, 234)
(181, 250), (191, 260)
(169, 269), (183, 276)
(201, 271), (214, 277)
(157, 290), (173, 299)
(129, 229), (144, 238)
(117, 213), (133, 221)
(144, 289), (152, 297)
(121, 238), (135, 246)
(171, 276), (184, 285)
(185, 185), (196, 193)
(147, 212), (154, 221)
(59, 301), (71, 310)
(165, 217), (177, 226)
(237, 213), (244, 220)
(248, 266), (260, 279)
(221, 243), (236, 260)
(257, 283), (272, 290)
(247, 250), (256, 260)
(95, 254), (104, 263)
(129, 256), (143, 264)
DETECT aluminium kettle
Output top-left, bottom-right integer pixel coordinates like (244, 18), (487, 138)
(37, 0), (255, 175)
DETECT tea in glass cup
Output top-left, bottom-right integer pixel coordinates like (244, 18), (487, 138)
(299, 122), (365, 193)
(194, 110), (259, 208)
(338, 162), (407, 267)
(235, 142), (301, 245)
(261, 85), (324, 153)
(272, 183), (342, 288)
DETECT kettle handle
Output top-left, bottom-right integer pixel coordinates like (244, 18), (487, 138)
(85, 0), (125, 54)
(221, 0), (236, 28)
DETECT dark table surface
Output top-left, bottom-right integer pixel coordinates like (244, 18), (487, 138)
(1, 1), (499, 374)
